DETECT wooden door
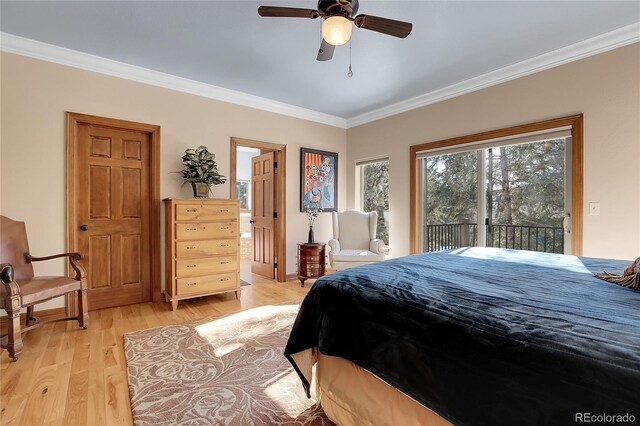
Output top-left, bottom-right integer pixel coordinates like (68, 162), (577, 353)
(251, 152), (275, 279)
(74, 124), (152, 310)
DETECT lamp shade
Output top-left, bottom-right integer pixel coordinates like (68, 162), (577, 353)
(322, 16), (352, 46)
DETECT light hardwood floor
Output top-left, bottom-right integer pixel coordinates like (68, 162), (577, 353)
(0, 274), (312, 426)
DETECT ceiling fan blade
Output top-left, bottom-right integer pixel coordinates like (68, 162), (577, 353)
(353, 14), (413, 38)
(316, 39), (335, 61)
(258, 6), (320, 19)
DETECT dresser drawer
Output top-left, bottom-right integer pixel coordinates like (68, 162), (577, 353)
(299, 254), (322, 263)
(176, 256), (237, 277)
(299, 264), (323, 275)
(176, 273), (238, 296)
(175, 221), (237, 240)
(176, 239), (237, 257)
(176, 203), (239, 221)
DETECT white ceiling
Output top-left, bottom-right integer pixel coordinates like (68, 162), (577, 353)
(1, 1), (639, 122)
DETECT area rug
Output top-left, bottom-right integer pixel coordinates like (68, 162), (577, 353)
(124, 305), (333, 426)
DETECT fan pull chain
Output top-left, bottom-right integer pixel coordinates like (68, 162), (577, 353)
(347, 38), (354, 77)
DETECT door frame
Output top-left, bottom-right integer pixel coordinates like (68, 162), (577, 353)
(66, 112), (162, 315)
(409, 114), (583, 256)
(229, 137), (287, 282)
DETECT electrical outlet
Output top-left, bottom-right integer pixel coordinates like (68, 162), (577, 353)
(589, 202), (600, 216)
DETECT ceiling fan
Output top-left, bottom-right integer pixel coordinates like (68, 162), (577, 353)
(258, 0), (413, 61)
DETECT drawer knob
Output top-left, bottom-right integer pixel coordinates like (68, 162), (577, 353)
(187, 227), (196, 231)
(186, 208), (197, 212)
(186, 246), (196, 249)
(220, 209), (229, 212)
(220, 278), (229, 281)
(186, 282), (197, 286)
(221, 244), (229, 247)
(220, 226), (229, 230)
(187, 264), (196, 268)
(221, 261), (229, 264)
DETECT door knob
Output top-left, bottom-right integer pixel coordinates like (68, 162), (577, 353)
(80, 224), (89, 231)
(249, 220), (255, 224)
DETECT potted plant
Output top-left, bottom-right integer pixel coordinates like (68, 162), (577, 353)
(177, 145), (226, 198)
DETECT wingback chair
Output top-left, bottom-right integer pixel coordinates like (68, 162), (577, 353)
(328, 210), (386, 271)
(0, 216), (88, 361)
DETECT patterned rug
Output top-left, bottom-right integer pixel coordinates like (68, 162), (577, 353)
(124, 305), (333, 426)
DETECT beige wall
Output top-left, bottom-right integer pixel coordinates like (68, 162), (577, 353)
(0, 52), (347, 310)
(347, 43), (640, 260)
(2, 43), (639, 312)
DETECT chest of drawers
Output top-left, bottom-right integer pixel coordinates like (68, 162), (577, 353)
(164, 198), (241, 310)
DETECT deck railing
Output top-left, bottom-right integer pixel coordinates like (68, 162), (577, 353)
(423, 222), (564, 254)
(423, 222), (478, 252)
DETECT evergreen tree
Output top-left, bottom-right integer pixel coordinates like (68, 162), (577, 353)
(422, 138), (566, 252)
(362, 161), (390, 245)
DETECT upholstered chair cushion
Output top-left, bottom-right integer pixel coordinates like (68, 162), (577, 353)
(332, 210), (378, 251)
(329, 210), (386, 271)
(331, 249), (385, 262)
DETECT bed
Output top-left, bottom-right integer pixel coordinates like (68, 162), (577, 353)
(284, 247), (640, 426)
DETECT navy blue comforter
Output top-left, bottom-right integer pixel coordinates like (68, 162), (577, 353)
(284, 247), (640, 425)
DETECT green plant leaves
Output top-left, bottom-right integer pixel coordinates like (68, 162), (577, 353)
(176, 145), (226, 186)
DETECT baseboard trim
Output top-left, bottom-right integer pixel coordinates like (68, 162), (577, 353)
(286, 269), (334, 283)
(0, 307), (67, 332)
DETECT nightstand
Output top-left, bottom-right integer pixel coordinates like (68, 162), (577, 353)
(297, 242), (326, 287)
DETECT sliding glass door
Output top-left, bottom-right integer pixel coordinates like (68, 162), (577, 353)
(421, 151), (479, 251)
(419, 133), (572, 254)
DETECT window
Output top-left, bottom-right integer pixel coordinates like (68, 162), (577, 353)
(358, 159), (390, 245)
(417, 130), (571, 254)
(236, 180), (250, 210)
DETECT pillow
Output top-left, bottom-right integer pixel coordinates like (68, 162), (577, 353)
(594, 257), (640, 291)
(623, 259), (637, 276)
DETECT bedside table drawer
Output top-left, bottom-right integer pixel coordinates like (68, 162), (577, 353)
(176, 256), (237, 276)
(176, 273), (238, 296)
(298, 254), (322, 263)
(176, 239), (237, 257)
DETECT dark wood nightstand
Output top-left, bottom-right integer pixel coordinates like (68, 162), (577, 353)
(297, 242), (326, 287)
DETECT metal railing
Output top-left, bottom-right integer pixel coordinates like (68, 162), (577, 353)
(423, 222), (478, 252)
(423, 222), (564, 254)
(488, 224), (564, 254)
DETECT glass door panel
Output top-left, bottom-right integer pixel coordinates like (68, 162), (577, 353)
(420, 151), (479, 252)
(486, 138), (567, 254)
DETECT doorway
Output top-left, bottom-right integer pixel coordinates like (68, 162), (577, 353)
(66, 112), (161, 312)
(230, 137), (287, 282)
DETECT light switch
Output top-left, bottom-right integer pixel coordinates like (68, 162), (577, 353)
(589, 202), (600, 216)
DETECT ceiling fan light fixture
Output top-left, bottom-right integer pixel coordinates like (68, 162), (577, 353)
(322, 16), (352, 46)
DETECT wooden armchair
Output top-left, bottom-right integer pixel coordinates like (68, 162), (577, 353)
(0, 216), (88, 361)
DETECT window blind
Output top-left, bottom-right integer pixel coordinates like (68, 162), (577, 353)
(356, 157), (389, 167)
(416, 127), (571, 159)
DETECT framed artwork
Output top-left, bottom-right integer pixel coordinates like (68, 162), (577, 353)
(300, 148), (338, 212)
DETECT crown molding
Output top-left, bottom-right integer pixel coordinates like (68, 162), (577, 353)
(346, 22), (640, 128)
(2, 23), (638, 131)
(0, 32), (348, 129)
